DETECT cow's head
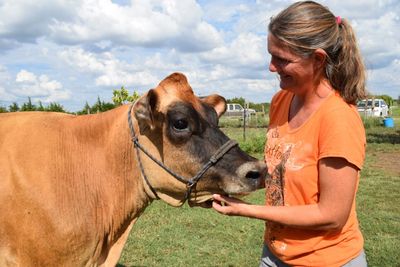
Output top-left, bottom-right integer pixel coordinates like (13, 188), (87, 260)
(132, 72), (266, 207)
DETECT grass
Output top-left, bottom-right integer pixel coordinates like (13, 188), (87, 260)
(119, 115), (400, 267)
(358, 142), (400, 267)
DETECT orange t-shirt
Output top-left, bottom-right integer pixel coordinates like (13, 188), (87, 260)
(264, 90), (366, 267)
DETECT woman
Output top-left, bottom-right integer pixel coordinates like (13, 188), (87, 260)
(212, 1), (368, 266)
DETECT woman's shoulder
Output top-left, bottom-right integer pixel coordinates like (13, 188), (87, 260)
(270, 90), (292, 118)
(271, 90), (292, 106)
(319, 92), (365, 133)
(323, 92), (359, 117)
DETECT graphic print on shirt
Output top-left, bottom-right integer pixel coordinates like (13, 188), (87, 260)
(264, 127), (306, 207)
(264, 127), (292, 207)
(266, 146), (291, 206)
(264, 126), (306, 253)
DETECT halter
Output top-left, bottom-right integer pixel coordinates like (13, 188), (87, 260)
(127, 104), (238, 203)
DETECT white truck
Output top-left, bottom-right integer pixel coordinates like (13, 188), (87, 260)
(357, 98), (389, 117)
(225, 103), (256, 117)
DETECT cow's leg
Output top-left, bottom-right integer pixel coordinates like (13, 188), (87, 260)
(100, 219), (136, 267)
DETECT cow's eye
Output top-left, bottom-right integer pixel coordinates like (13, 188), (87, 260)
(172, 119), (189, 131)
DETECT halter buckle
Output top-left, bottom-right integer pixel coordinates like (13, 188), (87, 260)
(186, 180), (196, 189)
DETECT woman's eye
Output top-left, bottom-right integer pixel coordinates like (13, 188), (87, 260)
(277, 57), (289, 65)
(173, 119), (189, 131)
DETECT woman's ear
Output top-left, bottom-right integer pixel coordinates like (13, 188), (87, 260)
(313, 48), (327, 70)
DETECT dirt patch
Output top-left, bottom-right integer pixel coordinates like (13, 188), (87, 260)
(369, 151), (400, 176)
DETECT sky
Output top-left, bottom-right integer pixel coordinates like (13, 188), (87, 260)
(0, 0), (399, 112)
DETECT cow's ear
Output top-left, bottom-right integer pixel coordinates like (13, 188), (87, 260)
(134, 89), (158, 131)
(201, 94), (227, 117)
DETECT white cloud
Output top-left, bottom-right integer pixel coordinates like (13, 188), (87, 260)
(95, 71), (158, 87)
(16, 70), (37, 83)
(0, 0), (222, 52)
(323, 0), (398, 19)
(0, 0), (77, 42)
(368, 59), (400, 94)
(190, 74), (278, 104)
(14, 70), (71, 102)
(201, 32), (266, 68)
(203, 3), (250, 23)
(59, 47), (159, 88)
(47, 0), (222, 52)
(0, 66), (15, 102)
(0, 87), (16, 102)
(357, 11), (400, 69)
(59, 47), (109, 73)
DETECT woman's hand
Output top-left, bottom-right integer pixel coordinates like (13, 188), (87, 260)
(212, 194), (250, 216)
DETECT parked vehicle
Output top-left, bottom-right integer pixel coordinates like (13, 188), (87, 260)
(357, 98), (389, 117)
(225, 103), (256, 117)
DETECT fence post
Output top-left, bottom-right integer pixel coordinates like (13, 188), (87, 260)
(243, 106), (247, 141)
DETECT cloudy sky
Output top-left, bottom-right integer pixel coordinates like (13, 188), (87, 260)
(0, 0), (399, 112)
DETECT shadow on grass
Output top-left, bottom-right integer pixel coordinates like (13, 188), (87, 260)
(117, 264), (147, 267)
(367, 130), (400, 144)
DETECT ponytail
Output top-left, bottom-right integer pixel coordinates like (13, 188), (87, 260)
(326, 19), (367, 104)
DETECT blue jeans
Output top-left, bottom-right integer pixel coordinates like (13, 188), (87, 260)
(259, 244), (367, 267)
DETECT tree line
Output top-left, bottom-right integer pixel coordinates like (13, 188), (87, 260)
(0, 86), (140, 114)
(0, 87), (395, 114)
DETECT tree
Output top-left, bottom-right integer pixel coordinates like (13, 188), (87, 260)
(46, 102), (65, 112)
(112, 86), (140, 106)
(78, 101), (92, 115)
(9, 102), (19, 112)
(37, 101), (45, 111)
(102, 102), (116, 111)
(250, 102), (270, 113)
(91, 96), (115, 113)
(378, 95), (394, 107)
(20, 97), (36, 111)
(92, 96), (104, 113)
(227, 97), (246, 107)
(0, 106), (7, 113)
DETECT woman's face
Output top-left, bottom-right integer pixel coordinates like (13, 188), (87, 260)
(267, 33), (317, 94)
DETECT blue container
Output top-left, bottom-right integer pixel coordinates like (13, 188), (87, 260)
(383, 117), (394, 128)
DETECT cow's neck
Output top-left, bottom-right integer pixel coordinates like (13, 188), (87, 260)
(69, 105), (152, 257)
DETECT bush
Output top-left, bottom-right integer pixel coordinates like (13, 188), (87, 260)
(361, 116), (382, 129)
(239, 134), (266, 154)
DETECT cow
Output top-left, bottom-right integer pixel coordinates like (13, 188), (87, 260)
(0, 73), (266, 266)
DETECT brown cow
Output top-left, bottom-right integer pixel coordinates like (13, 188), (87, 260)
(0, 73), (266, 266)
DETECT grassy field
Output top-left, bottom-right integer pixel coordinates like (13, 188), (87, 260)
(119, 111), (400, 267)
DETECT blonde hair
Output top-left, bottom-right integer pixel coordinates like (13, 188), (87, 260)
(269, 1), (367, 104)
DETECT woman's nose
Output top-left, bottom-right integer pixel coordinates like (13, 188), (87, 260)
(269, 60), (278, 72)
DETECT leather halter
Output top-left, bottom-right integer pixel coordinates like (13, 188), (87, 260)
(127, 104), (238, 203)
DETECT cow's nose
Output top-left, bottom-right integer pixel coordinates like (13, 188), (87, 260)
(236, 161), (267, 182)
(245, 170), (262, 180)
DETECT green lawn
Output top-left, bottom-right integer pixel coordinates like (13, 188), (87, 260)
(119, 117), (400, 267)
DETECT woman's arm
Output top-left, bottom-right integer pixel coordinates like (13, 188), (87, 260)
(212, 157), (359, 231)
